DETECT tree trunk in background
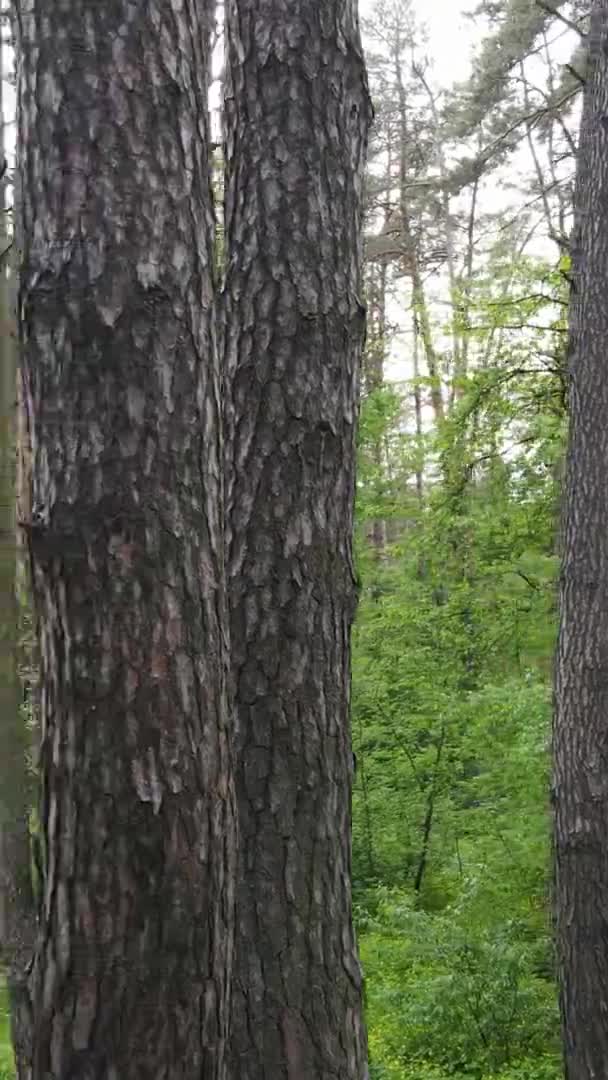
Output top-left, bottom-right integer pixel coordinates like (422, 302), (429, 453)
(414, 66), (464, 404)
(16, 1), (235, 1075)
(223, 1), (371, 1076)
(394, 53), (444, 426)
(458, 173), (479, 379)
(363, 259), (388, 555)
(412, 316), (424, 510)
(554, 3), (608, 1076)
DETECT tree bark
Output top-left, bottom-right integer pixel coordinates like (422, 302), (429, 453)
(223, 2), (371, 1077)
(553, 3), (608, 1077)
(15, 1), (235, 1075)
(0, 34), (36, 1074)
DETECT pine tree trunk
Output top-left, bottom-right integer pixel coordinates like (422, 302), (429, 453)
(223, 2), (371, 1076)
(15, 1), (235, 1075)
(0, 34), (36, 1074)
(554, 3), (608, 1076)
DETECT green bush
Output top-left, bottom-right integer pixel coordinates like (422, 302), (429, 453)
(358, 885), (559, 1080)
(0, 980), (14, 1080)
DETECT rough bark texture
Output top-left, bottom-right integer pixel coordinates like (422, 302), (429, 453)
(553, 3), (608, 1077)
(1, 278), (35, 1077)
(223, 3), (371, 1077)
(15, 1), (235, 1075)
(0, 35), (37, 1072)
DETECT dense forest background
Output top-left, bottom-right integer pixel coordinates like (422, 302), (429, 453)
(0, 0), (586, 1076)
(351, 0), (579, 1076)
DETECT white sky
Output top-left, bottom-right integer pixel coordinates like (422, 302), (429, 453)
(360, 0), (477, 83)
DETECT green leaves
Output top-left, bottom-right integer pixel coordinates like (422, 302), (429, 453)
(360, 885), (559, 1079)
(0, 982), (13, 1079)
(353, 245), (565, 1077)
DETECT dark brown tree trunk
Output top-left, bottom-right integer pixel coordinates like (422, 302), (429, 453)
(553, 4), (608, 1077)
(223, 2), (371, 1077)
(15, 1), (235, 1075)
(0, 35), (37, 1073)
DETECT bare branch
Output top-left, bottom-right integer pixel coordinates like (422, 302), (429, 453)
(535, 0), (587, 39)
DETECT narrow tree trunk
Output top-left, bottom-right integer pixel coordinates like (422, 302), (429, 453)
(520, 63), (560, 249)
(357, 752), (376, 881)
(223, 2), (371, 1076)
(412, 316), (424, 509)
(363, 259), (388, 556)
(395, 58), (444, 425)
(554, 4), (608, 1076)
(542, 31), (573, 247)
(414, 67), (464, 405)
(459, 174), (479, 378)
(370, 195), (389, 557)
(413, 725), (445, 899)
(15, 1), (235, 1075)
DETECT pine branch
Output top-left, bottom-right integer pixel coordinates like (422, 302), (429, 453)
(535, 0), (588, 39)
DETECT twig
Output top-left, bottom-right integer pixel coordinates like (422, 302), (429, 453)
(535, 0), (588, 40)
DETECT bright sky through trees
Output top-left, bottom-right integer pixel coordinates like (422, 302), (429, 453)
(360, 0), (477, 81)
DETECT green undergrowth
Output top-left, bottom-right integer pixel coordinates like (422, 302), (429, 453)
(0, 978), (13, 1079)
